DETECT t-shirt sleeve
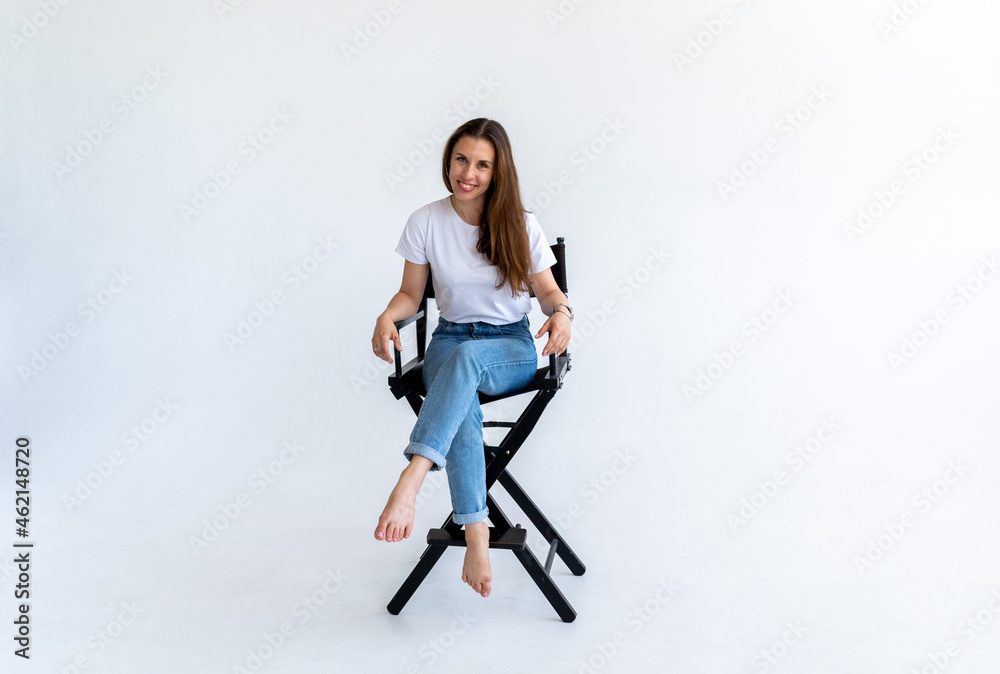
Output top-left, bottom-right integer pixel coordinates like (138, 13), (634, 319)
(526, 211), (557, 274)
(395, 206), (429, 265)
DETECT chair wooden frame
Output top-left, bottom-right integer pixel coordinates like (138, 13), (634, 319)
(384, 237), (584, 622)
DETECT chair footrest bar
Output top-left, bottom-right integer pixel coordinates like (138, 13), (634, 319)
(544, 539), (559, 575)
(427, 525), (527, 551)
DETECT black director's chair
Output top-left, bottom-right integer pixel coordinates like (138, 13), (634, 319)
(385, 237), (584, 623)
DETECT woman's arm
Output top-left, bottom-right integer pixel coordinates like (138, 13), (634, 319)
(373, 260), (429, 363)
(530, 267), (572, 357)
(531, 267), (570, 318)
(379, 260), (429, 322)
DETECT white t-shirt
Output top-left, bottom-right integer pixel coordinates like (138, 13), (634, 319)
(395, 195), (557, 325)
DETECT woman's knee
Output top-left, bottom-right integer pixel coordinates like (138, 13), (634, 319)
(440, 341), (485, 374)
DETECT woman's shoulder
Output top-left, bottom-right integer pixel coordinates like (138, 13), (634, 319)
(523, 208), (543, 231)
(406, 196), (451, 223)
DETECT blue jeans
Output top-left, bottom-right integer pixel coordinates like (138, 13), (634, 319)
(403, 314), (538, 525)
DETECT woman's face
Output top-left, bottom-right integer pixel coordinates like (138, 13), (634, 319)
(448, 135), (495, 203)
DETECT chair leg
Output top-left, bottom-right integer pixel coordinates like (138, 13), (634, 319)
(386, 543), (447, 615)
(386, 497), (580, 621)
(387, 388), (582, 620)
(497, 470), (587, 576)
(485, 493), (578, 623)
(511, 545), (577, 623)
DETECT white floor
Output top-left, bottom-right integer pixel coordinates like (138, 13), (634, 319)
(8, 340), (1000, 674)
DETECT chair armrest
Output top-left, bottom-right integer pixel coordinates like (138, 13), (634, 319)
(394, 310), (425, 331)
(393, 311), (425, 380)
(543, 350), (572, 389)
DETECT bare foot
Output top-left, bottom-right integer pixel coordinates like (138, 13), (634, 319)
(462, 521), (492, 597)
(375, 456), (432, 542)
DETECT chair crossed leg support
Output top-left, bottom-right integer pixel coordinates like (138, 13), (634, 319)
(386, 387), (586, 623)
(385, 473), (585, 623)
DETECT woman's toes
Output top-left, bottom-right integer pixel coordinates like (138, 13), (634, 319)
(375, 474), (421, 545)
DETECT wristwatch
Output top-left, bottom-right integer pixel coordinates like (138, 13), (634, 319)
(552, 303), (574, 321)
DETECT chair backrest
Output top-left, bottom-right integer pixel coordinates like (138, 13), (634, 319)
(421, 237), (568, 300)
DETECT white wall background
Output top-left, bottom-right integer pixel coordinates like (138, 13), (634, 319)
(2, 1), (999, 672)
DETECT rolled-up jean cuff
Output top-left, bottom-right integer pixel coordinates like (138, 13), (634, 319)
(452, 507), (489, 525)
(403, 442), (446, 471)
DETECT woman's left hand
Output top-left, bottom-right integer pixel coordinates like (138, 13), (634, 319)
(535, 310), (572, 357)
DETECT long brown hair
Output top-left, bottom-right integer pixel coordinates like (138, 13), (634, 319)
(441, 118), (533, 298)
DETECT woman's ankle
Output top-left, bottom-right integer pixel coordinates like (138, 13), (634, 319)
(399, 456), (432, 487)
(464, 520), (489, 539)
(403, 455), (433, 478)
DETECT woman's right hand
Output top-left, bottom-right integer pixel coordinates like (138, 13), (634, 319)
(372, 314), (402, 364)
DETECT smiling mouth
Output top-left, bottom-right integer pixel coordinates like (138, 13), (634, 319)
(457, 180), (477, 191)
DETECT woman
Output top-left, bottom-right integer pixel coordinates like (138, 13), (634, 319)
(371, 118), (573, 599)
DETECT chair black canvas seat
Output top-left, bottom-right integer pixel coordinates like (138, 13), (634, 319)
(391, 359), (557, 405)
